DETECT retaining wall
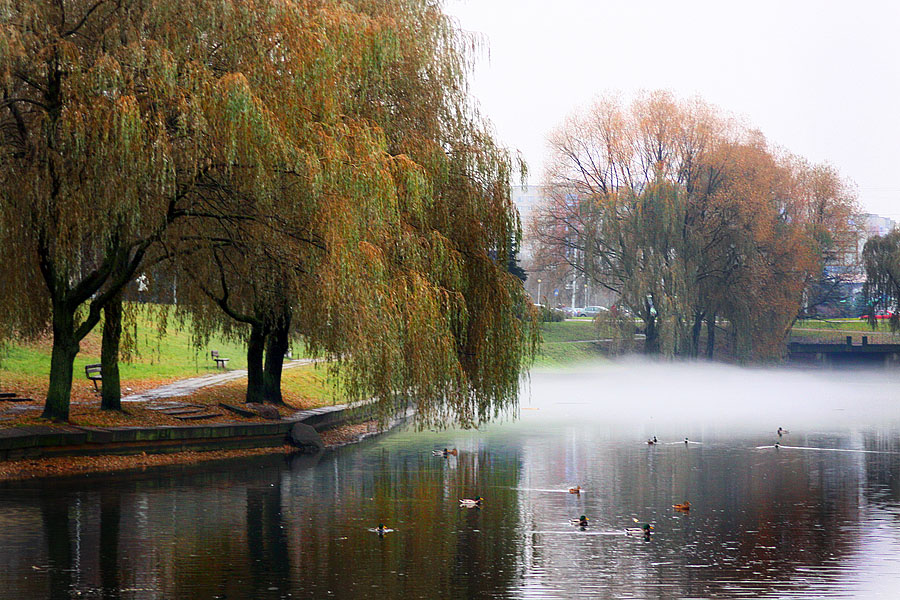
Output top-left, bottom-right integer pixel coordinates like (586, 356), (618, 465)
(0, 403), (368, 461)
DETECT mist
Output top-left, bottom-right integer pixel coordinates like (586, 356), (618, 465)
(522, 359), (900, 438)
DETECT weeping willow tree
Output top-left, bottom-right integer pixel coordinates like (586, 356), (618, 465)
(167, 0), (539, 426)
(535, 91), (848, 360)
(862, 230), (900, 331)
(1, 0), (537, 425)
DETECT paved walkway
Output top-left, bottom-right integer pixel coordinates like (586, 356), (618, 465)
(121, 358), (317, 403)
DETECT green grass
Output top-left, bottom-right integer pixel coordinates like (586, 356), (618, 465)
(539, 320), (604, 343)
(792, 319), (894, 333)
(533, 341), (608, 368)
(0, 303), (310, 383)
(533, 321), (610, 367)
(281, 363), (341, 404)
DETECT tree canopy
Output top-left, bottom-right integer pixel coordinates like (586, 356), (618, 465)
(0, 0), (538, 425)
(532, 91), (857, 359)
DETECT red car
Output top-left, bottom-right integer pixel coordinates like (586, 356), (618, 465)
(859, 312), (894, 319)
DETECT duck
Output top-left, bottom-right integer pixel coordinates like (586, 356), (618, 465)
(432, 448), (458, 457)
(673, 501), (691, 511)
(647, 436), (658, 445)
(459, 496), (483, 507)
(684, 437), (690, 444)
(777, 427), (789, 437)
(372, 523), (392, 536)
(774, 442), (780, 449)
(625, 522), (653, 537)
(571, 515), (589, 527)
(568, 486), (582, 494)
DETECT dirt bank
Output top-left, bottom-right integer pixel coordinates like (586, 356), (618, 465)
(0, 420), (381, 482)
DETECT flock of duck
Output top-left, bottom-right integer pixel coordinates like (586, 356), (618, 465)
(373, 428), (790, 538)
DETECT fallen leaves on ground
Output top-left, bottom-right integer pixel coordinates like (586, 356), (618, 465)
(0, 377), (331, 428)
(0, 420), (382, 481)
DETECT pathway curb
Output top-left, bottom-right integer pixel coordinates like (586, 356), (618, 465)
(0, 403), (369, 461)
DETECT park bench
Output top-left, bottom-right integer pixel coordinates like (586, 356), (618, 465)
(85, 363), (102, 392)
(210, 350), (230, 369)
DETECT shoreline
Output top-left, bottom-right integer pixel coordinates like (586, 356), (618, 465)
(0, 419), (385, 483)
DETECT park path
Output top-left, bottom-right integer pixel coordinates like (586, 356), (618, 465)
(121, 358), (316, 403)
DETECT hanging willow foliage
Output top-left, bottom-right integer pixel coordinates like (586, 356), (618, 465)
(535, 91), (855, 360)
(0, 0), (538, 425)
(862, 231), (900, 332)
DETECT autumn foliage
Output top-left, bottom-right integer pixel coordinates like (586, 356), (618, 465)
(0, 0), (538, 424)
(533, 92), (857, 359)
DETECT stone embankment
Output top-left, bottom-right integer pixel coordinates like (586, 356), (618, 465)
(0, 404), (361, 462)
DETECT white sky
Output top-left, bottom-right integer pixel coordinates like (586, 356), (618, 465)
(443, 0), (900, 217)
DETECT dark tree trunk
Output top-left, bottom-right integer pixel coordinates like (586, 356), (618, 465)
(706, 313), (716, 359)
(262, 313), (290, 404)
(43, 303), (79, 421)
(246, 322), (267, 404)
(691, 311), (704, 358)
(643, 315), (660, 354)
(100, 292), (123, 410)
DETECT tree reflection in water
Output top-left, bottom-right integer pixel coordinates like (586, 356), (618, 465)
(2, 366), (900, 598)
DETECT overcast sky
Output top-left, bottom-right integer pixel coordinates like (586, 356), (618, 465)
(443, 0), (900, 217)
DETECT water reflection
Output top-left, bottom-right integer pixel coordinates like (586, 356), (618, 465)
(2, 362), (900, 598)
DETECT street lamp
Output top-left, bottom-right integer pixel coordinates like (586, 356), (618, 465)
(537, 278), (542, 304)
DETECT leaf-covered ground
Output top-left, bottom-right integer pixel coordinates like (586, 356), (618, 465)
(0, 363), (339, 428)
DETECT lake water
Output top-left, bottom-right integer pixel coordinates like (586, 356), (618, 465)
(3, 361), (900, 599)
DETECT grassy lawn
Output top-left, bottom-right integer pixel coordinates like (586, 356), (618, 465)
(539, 320), (602, 343)
(792, 318), (894, 332)
(0, 303), (327, 409)
(533, 320), (610, 367)
(534, 341), (608, 368)
(0, 303), (315, 383)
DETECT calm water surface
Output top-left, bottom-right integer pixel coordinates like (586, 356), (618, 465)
(3, 362), (900, 599)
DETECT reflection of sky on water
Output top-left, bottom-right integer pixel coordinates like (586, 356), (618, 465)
(2, 361), (900, 598)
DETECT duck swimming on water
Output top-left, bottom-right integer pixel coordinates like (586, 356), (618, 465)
(571, 515), (589, 527)
(432, 448), (458, 457)
(625, 522), (653, 538)
(673, 501), (691, 511)
(459, 496), (483, 507)
(647, 436), (658, 445)
(569, 486), (582, 494)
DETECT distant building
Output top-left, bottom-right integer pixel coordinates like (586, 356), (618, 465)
(511, 184), (545, 225)
(813, 212), (897, 317)
(861, 213), (896, 239)
(510, 184), (547, 261)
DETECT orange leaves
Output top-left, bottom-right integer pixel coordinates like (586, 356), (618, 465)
(540, 90), (854, 359)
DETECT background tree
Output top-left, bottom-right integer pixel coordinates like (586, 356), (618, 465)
(533, 91), (851, 359)
(862, 230), (900, 331)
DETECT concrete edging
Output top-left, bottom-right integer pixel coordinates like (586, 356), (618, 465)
(0, 403), (366, 461)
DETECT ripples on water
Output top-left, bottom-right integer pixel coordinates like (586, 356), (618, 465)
(2, 361), (900, 599)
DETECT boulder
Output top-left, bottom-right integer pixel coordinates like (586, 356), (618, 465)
(289, 422), (324, 451)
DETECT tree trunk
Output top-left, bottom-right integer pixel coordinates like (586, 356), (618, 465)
(246, 322), (267, 404)
(691, 311), (704, 358)
(43, 303), (79, 421)
(262, 314), (290, 405)
(643, 315), (660, 354)
(706, 313), (716, 359)
(100, 292), (123, 410)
